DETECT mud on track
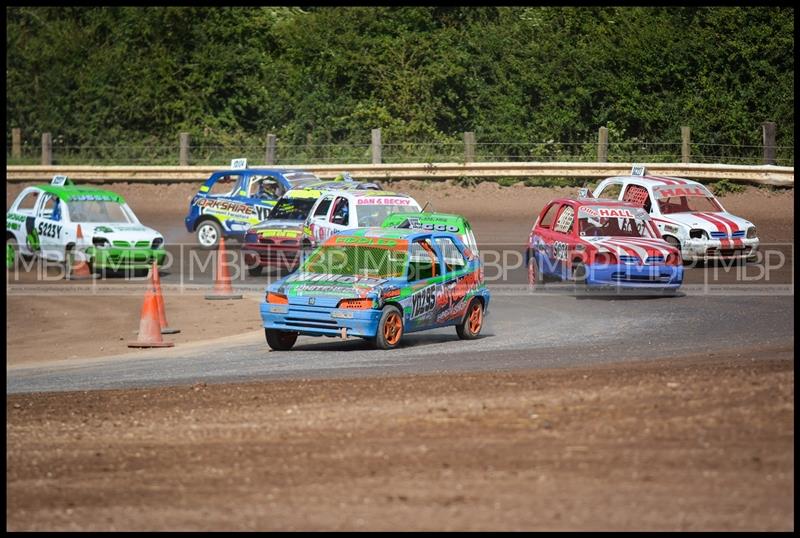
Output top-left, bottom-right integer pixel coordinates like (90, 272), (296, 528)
(6, 348), (793, 531)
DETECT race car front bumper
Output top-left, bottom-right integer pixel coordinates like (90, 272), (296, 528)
(682, 237), (759, 262)
(587, 263), (683, 289)
(260, 298), (382, 338)
(243, 243), (303, 269)
(88, 247), (167, 270)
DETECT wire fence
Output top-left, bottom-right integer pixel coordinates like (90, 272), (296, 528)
(5, 139), (794, 167)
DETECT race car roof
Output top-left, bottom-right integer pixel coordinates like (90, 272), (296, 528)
(34, 184), (126, 204)
(603, 175), (704, 188)
(336, 227), (452, 241)
(349, 190), (412, 198)
(282, 181), (385, 199)
(288, 188), (414, 200)
(553, 197), (646, 210)
(381, 212), (471, 230)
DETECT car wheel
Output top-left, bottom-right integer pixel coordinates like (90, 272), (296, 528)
(527, 254), (544, 291)
(373, 305), (404, 350)
(572, 262), (588, 295)
(65, 244), (95, 275)
(196, 220), (222, 249)
(456, 298), (484, 340)
(265, 329), (298, 351)
(663, 236), (688, 266)
(6, 236), (17, 270)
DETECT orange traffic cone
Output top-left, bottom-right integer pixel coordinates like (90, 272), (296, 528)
(205, 237), (243, 300)
(128, 286), (175, 348)
(66, 224), (94, 280)
(151, 262), (180, 334)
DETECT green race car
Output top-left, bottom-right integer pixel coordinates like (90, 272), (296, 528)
(6, 176), (166, 273)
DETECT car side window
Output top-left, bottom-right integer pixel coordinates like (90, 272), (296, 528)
(208, 174), (239, 196)
(623, 184), (653, 213)
(249, 176), (283, 201)
(553, 205), (575, 234)
(16, 190), (40, 212)
(330, 197), (349, 226)
(407, 238), (438, 281)
(537, 203), (559, 229)
(434, 237), (466, 274)
(38, 195), (61, 221)
(597, 182), (622, 200)
(313, 197), (333, 218)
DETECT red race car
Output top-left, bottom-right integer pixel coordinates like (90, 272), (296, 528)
(526, 195), (683, 292)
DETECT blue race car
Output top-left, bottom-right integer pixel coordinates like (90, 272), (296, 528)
(184, 158), (319, 248)
(260, 227), (490, 350)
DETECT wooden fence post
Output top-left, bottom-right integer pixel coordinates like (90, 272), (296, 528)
(464, 131), (476, 163)
(371, 128), (382, 164)
(12, 128), (21, 159)
(265, 133), (276, 165)
(681, 126), (691, 163)
(761, 121), (776, 165)
(179, 132), (190, 166)
(41, 132), (52, 166)
(597, 126), (608, 162)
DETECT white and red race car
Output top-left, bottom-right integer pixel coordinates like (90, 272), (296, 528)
(593, 168), (758, 262)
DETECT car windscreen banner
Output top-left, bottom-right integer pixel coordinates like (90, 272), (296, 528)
(578, 206), (649, 220)
(652, 184), (714, 199)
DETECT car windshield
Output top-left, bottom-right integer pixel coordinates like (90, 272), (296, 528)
(68, 200), (132, 223)
(579, 216), (651, 238)
(357, 203), (420, 227)
(268, 198), (317, 221)
(658, 196), (723, 214)
(302, 245), (408, 279)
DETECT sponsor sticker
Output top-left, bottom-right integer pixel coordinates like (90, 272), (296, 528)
(356, 197), (413, 206)
(653, 185), (712, 199)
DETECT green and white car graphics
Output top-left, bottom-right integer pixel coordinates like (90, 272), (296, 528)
(6, 177), (166, 271)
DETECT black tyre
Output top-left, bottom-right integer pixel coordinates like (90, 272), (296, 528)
(248, 265), (264, 277)
(65, 244), (95, 277)
(372, 305), (404, 350)
(196, 220), (222, 249)
(663, 236), (689, 266)
(527, 254), (544, 291)
(265, 329), (298, 351)
(572, 262), (588, 295)
(456, 298), (484, 340)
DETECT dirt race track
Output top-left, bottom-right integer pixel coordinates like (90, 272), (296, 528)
(5, 180), (795, 530)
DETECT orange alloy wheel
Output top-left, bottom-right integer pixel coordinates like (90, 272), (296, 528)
(468, 302), (483, 333)
(383, 311), (403, 345)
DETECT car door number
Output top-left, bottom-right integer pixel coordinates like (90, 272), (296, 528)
(552, 241), (568, 261)
(37, 221), (62, 239)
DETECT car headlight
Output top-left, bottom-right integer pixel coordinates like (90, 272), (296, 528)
(93, 237), (110, 249)
(689, 229), (708, 240)
(151, 237), (164, 249)
(746, 226), (757, 239)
